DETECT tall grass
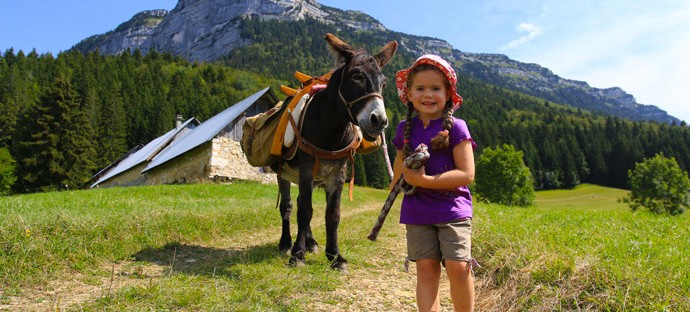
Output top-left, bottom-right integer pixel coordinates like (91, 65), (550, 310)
(1, 182), (688, 311)
(474, 184), (690, 310)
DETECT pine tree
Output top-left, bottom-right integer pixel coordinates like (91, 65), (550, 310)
(0, 63), (40, 148)
(97, 82), (128, 166)
(352, 154), (367, 186)
(15, 75), (96, 192)
(362, 151), (389, 189)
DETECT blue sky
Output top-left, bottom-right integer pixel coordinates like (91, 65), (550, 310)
(2, 0), (689, 122)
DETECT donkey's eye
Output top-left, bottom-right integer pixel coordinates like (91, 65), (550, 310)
(351, 72), (366, 84)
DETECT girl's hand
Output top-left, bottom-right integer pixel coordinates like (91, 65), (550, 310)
(402, 165), (427, 187)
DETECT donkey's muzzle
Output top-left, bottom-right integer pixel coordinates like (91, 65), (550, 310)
(358, 97), (388, 141)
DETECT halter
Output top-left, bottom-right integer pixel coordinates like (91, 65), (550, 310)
(336, 66), (384, 125)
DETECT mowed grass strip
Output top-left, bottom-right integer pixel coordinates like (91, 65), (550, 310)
(1, 182), (688, 311)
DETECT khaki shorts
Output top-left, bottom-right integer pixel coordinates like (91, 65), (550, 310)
(406, 218), (472, 262)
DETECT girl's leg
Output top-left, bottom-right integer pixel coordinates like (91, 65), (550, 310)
(445, 260), (474, 312)
(416, 258), (442, 312)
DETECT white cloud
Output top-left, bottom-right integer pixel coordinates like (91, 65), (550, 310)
(502, 22), (543, 50)
(505, 1), (690, 122)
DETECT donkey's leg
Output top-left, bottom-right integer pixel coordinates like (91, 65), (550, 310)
(304, 202), (319, 253)
(324, 176), (348, 271)
(289, 167), (315, 266)
(278, 177), (293, 253)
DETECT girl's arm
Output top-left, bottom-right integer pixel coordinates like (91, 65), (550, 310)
(402, 139), (475, 189)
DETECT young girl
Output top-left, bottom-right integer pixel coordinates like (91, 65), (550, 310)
(392, 54), (477, 312)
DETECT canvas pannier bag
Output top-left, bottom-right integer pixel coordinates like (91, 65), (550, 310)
(241, 100), (286, 167)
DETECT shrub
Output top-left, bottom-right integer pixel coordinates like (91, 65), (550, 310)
(474, 144), (535, 206)
(0, 148), (16, 195)
(623, 153), (690, 215)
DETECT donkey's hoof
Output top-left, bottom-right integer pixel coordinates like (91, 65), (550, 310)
(306, 243), (319, 254)
(328, 254), (348, 272)
(278, 242), (291, 254)
(288, 256), (306, 267)
(331, 260), (348, 272)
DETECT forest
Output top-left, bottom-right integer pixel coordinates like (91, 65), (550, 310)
(225, 17), (690, 190)
(1, 16), (689, 194)
(0, 49), (287, 193)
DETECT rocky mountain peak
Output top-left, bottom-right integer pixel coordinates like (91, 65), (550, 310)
(73, 0), (386, 62)
(172, 0), (325, 21)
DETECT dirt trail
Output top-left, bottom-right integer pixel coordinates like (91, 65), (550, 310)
(0, 204), (398, 311)
(1, 202), (493, 312)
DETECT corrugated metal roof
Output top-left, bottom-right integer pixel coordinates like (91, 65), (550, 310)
(89, 144), (143, 181)
(91, 117), (199, 187)
(142, 87), (274, 173)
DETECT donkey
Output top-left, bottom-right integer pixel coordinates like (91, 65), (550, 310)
(270, 33), (397, 271)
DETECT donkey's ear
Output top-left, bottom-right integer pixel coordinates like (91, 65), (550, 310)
(325, 33), (355, 66)
(374, 41), (398, 67)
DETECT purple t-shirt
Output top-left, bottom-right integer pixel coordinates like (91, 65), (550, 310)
(393, 116), (476, 225)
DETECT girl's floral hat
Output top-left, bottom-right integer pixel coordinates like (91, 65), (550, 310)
(395, 54), (463, 111)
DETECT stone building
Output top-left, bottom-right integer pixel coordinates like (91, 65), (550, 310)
(90, 87), (279, 188)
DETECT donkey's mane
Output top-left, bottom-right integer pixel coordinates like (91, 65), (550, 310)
(345, 50), (375, 70)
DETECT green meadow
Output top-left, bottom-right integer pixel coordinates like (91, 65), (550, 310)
(1, 182), (688, 311)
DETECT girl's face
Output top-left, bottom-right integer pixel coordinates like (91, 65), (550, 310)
(407, 69), (450, 121)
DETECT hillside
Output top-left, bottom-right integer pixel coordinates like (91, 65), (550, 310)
(71, 0), (680, 124)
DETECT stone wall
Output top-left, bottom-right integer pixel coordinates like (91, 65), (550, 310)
(97, 163), (148, 188)
(144, 137), (277, 185)
(210, 137), (277, 184)
(145, 142), (213, 185)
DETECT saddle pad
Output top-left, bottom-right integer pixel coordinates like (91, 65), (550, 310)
(283, 93), (309, 148)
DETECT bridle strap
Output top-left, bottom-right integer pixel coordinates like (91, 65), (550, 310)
(336, 66), (384, 125)
(338, 90), (383, 124)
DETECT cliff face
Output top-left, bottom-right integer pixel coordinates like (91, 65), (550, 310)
(73, 10), (167, 55)
(73, 0), (385, 62)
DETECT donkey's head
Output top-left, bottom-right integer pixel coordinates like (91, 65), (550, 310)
(325, 33), (398, 141)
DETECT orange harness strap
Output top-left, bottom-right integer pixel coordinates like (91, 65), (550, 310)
(271, 71), (333, 157)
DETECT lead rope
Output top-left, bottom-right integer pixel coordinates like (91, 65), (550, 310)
(367, 143), (429, 241)
(380, 132), (394, 180)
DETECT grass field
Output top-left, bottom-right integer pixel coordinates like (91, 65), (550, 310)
(1, 182), (688, 311)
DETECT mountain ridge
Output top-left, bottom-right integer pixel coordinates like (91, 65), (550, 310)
(71, 0), (680, 124)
